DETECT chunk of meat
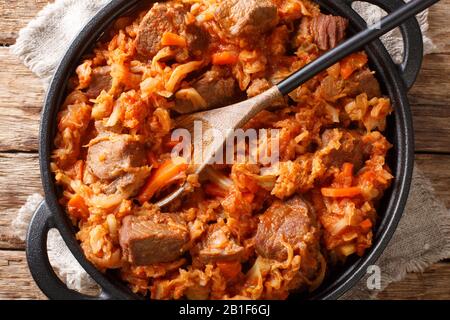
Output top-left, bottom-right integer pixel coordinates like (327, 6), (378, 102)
(198, 224), (244, 263)
(300, 14), (348, 51)
(87, 134), (147, 180)
(136, 3), (210, 58)
(255, 196), (321, 278)
(184, 24), (210, 55)
(320, 129), (366, 171)
(345, 69), (382, 99)
(318, 75), (345, 102)
(174, 67), (238, 113)
(215, 0), (278, 36)
(119, 213), (189, 265)
(86, 66), (112, 99)
(102, 170), (150, 197)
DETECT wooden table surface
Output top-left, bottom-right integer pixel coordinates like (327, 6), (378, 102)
(0, 0), (449, 300)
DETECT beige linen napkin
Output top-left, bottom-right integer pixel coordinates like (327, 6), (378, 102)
(10, 0), (450, 299)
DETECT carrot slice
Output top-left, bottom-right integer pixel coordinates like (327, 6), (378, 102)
(67, 194), (89, 220)
(321, 187), (361, 198)
(138, 157), (188, 204)
(212, 51), (239, 65)
(161, 32), (187, 47)
(359, 219), (373, 233)
(342, 162), (354, 178)
(340, 52), (368, 79)
(340, 162), (354, 187)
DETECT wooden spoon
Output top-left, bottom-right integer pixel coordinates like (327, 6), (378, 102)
(155, 0), (439, 207)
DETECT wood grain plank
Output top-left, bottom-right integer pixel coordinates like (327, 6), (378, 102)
(0, 0), (449, 302)
(412, 104), (450, 154)
(0, 153), (42, 249)
(409, 53), (450, 107)
(0, 48), (43, 152)
(415, 154), (450, 208)
(379, 262), (450, 300)
(426, 0), (450, 54)
(0, 0), (52, 45)
(0, 250), (46, 299)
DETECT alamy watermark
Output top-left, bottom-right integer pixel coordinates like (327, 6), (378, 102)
(366, 265), (382, 290)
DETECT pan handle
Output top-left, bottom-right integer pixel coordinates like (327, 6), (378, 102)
(26, 201), (112, 300)
(342, 0), (424, 90)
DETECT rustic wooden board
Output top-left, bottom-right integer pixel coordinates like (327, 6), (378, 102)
(416, 154), (450, 208)
(409, 54), (450, 107)
(379, 261), (450, 300)
(0, 153), (42, 249)
(0, 0), (449, 301)
(0, 48), (42, 152)
(426, 0), (450, 54)
(0, 250), (46, 300)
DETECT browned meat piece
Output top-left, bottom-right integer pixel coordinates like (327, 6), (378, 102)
(102, 171), (149, 197)
(318, 75), (345, 102)
(320, 129), (366, 171)
(136, 3), (209, 58)
(198, 224), (244, 263)
(87, 134), (147, 180)
(136, 3), (185, 58)
(184, 24), (211, 55)
(215, 0), (278, 36)
(300, 14), (348, 51)
(174, 67), (238, 113)
(86, 66), (112, 99)
(119, 213), (189, 265)
(345, 69), (382, 99)
(255, 196), (321, 278)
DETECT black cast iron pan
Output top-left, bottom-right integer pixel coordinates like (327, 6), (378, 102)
(26, 0), (419, 300)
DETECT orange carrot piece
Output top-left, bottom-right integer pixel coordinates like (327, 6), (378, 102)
(216, 261), (242, 279)
(138, 157), (188, 204)
(340, 162), (354, 187)
(67, 194), (89, 220)
(340, 52), (368, 79)
(212, 51), (239, 65)
(342, 162), (354, 177)
(359, 219), (373, 233)
(161, 32), (187, 47)
(321, 187), (361, 198)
